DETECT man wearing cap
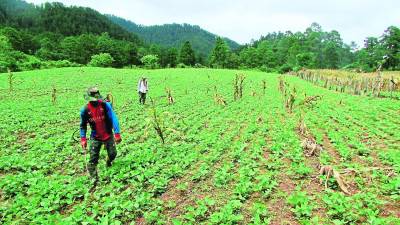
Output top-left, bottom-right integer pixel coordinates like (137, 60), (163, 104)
(80, 87), (122, 185)
(138, 77), (148, 104)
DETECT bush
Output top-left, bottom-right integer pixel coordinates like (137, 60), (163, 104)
(0, 50), (42, 73)
(140, 54), (159, 69)
(0, 53), (17, 73)
(89, 53), (114, 67)
(16, 55), (42, 71)
(278, 64), (293, 74)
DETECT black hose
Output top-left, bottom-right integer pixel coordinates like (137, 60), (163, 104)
(72, 129), (80, 143)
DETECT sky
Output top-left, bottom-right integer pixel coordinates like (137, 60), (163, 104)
(26, 0), (400, 47)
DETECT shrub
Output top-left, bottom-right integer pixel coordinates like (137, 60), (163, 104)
(0, 50), (42, 73)
(279, 64), (293, 74)
(0, 54), (17, 73)
(140, 54), (159, 69)
(89, 53), (114, 67)
(16, 55), (42, 71)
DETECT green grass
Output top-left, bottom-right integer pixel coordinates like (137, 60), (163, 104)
(0, 67), (399, 224)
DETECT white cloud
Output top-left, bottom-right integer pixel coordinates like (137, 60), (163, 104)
(26, 0), (400, 46)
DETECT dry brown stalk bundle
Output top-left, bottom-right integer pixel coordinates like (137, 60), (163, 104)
(298, 118), (307, 136)
(262, 79), (267, 95)
(324, 79), (328, 88)
(389, 76), (399, 97)
(301, 138), (323, 157)
(299, 95), (321, 109)
(285, 92), (295, 113)
(212, 85), (227, 106)
(105, 93), (114, 106)
(233, 73), (246, 100)
(319, 165), (351, 195)
(214, 94), (227, 106)
(278, 77), (285, 93)
(165, 88), (174, 104)
(52, 85), (57, 104)
(149, 98), (165, 144)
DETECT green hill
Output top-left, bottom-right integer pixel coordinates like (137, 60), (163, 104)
(107, 15), (240, 57)
(0, 0), (140, 43)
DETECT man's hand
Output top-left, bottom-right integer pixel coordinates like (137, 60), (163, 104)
(114, 133), (122, 144)
(81, 137), (87, 149)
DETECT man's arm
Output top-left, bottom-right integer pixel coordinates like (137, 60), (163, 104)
(105, 102), (121, 143)
(105, 102), (120, 134)
(80, 107), (88, 138)
(80, 107), (88, 148)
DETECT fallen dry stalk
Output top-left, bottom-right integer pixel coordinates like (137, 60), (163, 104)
(302, 139), (323, 157)
(214, 94), (227, 106)
(298, 117), (307, 136)
(166, 88), (174, 104)
(319, 165), (351, 195)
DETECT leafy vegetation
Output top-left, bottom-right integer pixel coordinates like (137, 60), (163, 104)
(238, 23), (400, 72)
(1, 0), (399, 73)
(89, 53), (114, 68)
(0, 67), (399, 224)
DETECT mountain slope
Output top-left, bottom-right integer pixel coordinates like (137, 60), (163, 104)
(107, 15), (240, 57)
(0, 0), (141, 43)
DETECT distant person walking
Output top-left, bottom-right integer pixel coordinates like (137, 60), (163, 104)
(80, 87), (122, 186)
(138, 77), (148, 104)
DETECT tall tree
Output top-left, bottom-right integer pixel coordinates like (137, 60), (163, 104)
(160, 47), (178, 67)
(34, 32), (63, 60)
(323, 42), (340, 69)
(0, 27), (38, 54)
(381, 26), (400, 70)
(179, 41), (195, 66)
(209, 37), (231, 68)
(0, 35), (16, 71)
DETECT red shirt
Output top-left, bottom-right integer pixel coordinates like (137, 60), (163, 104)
(87, 101), (110, 141)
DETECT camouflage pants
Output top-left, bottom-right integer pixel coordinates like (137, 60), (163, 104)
(87, 136), (117, 180)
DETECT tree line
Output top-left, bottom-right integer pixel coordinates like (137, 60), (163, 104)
(233, 23), (400, 72)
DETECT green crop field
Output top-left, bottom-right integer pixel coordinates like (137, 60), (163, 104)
(0, 67), (399, 224)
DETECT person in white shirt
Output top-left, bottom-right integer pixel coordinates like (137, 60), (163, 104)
(137, 77), (148, 104)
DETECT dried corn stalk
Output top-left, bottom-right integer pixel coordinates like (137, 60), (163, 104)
(319, 165), (351, 195)
(301, 139), (323, 157)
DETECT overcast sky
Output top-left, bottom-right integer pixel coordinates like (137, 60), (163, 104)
(26, 0), (399, 47)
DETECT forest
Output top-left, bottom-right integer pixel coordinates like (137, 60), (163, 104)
(0, 0), (399, 73)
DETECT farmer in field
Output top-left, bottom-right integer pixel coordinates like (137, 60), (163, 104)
(138, 77), (148, 104)
(80, 87), (122, 185)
